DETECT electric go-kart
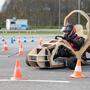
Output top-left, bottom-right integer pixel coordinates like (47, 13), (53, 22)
(26, 10), (90, 69)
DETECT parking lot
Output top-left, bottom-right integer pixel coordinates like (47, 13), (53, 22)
(0, 34), (90, 90)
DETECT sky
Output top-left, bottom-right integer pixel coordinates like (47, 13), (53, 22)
(0, 0), (6, 12)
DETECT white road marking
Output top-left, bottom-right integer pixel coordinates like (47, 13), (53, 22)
(0, 79), (70, 83)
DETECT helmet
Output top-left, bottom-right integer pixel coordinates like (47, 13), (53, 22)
(63, 23), (74, 33)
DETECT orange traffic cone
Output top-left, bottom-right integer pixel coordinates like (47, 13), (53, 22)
(3, 41), (9, 52)
(18, 43), (24, 56)
(70, 59), (85, 78)
(11, 60), (22, 80)
(17, 36), (21, 45)
(26, 31), (29, 36)
(38, 37), (44, 45)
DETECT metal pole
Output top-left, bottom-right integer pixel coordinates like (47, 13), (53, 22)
(59, 0), (61, 33)
(78, 0), (81, 24)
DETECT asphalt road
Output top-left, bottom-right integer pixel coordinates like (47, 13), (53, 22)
(0, 35), (90, 90)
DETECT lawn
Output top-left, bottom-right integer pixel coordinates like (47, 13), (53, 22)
(0, 29), (62, 36)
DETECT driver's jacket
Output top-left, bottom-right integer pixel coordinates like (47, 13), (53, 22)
(63, 32), (85, 51)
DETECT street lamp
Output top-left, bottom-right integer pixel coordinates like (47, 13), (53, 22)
(59, 0), (61, 33)
(78, 0), (81, 24)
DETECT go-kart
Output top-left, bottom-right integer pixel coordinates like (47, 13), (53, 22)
(26, 10), (90, 69)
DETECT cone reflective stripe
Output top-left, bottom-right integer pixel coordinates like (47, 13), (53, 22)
(11, 60), (22, 80)
(3, 41), (9, 52)
(74, 66), (82, 72)
(18, 43), (24, 56)
(70, 60), (85, 78)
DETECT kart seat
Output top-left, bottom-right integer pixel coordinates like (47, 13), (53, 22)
(74, 24), (87, 40)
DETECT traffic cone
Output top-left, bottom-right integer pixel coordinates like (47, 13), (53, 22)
(70, 59), (85, 78)
(26, 31), (29, 36)
(18, 43), (24, 56)
(38, 37), (44, 45)
(11, 60), (22, 80)
(2, 41), (9, 52)
(17, 36), (21, 45)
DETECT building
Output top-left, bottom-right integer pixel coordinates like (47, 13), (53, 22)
(6, 18), (28, 30)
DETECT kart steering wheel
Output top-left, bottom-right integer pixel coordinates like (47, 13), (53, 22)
(55, 36), (63, 40)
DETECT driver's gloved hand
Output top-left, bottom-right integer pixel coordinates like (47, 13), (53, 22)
(55, 36), (64, 39)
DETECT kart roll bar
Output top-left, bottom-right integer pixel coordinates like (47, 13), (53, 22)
(64, 10), (90, 61)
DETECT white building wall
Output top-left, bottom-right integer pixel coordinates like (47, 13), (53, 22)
(6, 19), (11, 30)
(6, 19), (28, 30)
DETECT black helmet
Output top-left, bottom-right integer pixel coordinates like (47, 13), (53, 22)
(63, 23), (73, 33)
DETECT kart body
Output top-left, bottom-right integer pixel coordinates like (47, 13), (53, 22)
(26, 10), (90, 69)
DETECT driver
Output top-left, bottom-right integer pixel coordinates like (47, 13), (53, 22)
(56, 23), (85, 51)
(53, 23), (85, 69)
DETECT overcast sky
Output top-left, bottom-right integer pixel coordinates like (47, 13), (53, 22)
(0, 0), (6, 11)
